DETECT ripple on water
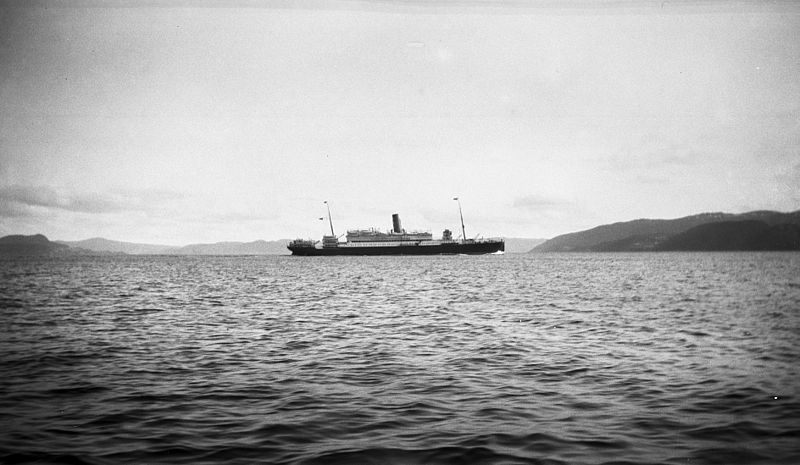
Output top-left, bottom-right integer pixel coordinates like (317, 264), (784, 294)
(0, 253), (799, 464)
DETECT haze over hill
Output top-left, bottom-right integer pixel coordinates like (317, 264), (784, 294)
(0, 234), (114, 256)
(57, 238), (292, 255)
(167, 240), (291, 256)
(532, 210), (800, 252)
(56, 238), (175, 255)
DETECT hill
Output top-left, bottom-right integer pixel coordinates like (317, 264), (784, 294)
(1, 234), (71, 256)
(166, 240), (290, 255)
(57, 238), (291, 255)
(57, 237), (174, 255)
(533, 210), (800, 252)
(656, 220), (800, 251)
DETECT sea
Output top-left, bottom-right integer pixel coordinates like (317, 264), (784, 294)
(0, 253), (798, 465)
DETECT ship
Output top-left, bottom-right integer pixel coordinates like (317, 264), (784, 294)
(287, 199), (504, 256)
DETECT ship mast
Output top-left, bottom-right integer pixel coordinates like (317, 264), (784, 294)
(453, 197), (466, 241)
(324, 201), (335, 236)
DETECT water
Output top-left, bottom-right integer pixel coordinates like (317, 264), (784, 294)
(1, 253), (798, 464)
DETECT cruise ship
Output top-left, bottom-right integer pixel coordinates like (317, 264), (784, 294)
(287, 200), (504, 256)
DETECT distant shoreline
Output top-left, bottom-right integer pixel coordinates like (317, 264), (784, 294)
(3, 209), (798, 256)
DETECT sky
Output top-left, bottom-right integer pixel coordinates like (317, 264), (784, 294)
(1, 0), (798, 244)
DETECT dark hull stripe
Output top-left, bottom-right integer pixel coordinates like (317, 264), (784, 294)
(288, 241), (504, 256)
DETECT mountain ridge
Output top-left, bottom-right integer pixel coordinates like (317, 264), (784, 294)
(1, 234), (98, 256)
(166, 240), (291, 255)
(57, 238), (292, 255)
(56, 237), (175, 255)
(532, 210), (800, 252)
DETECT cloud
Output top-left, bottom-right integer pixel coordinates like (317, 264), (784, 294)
(0, 184), (282, 234)
(602, 136), (702, 174)
(0, 186), (56, 209)
(0, 185), (188, 217)
(0, 198), (29, 218)
(776, 162), (800, 204)
(512, 195), (571, 211)
(753, 120), (800, 164)
(0, 185), (122, 215)
(190, 210), (280, 224)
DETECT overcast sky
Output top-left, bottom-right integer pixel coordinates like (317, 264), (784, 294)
(1, 0), (798, 244)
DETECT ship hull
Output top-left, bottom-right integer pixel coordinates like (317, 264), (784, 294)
(288, 240), (504, 256)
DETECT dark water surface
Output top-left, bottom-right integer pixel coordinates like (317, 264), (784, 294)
(1, 253), (798, 464)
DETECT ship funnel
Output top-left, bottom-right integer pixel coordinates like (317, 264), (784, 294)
(392, 213), (403, 233)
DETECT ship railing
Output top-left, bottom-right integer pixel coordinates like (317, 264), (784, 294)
(344, 235), (433, 240)
(289, 239), (318, 247)
(342, 241), (424, 247)
(346, 229), (432, 235)
(456, 237), (503, 242)
(473, 237), (504, 243)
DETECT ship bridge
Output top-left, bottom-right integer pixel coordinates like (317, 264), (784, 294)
(345, 229), (432, 243)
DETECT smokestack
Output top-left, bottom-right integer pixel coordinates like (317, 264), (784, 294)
(392, 213), (403, 233)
